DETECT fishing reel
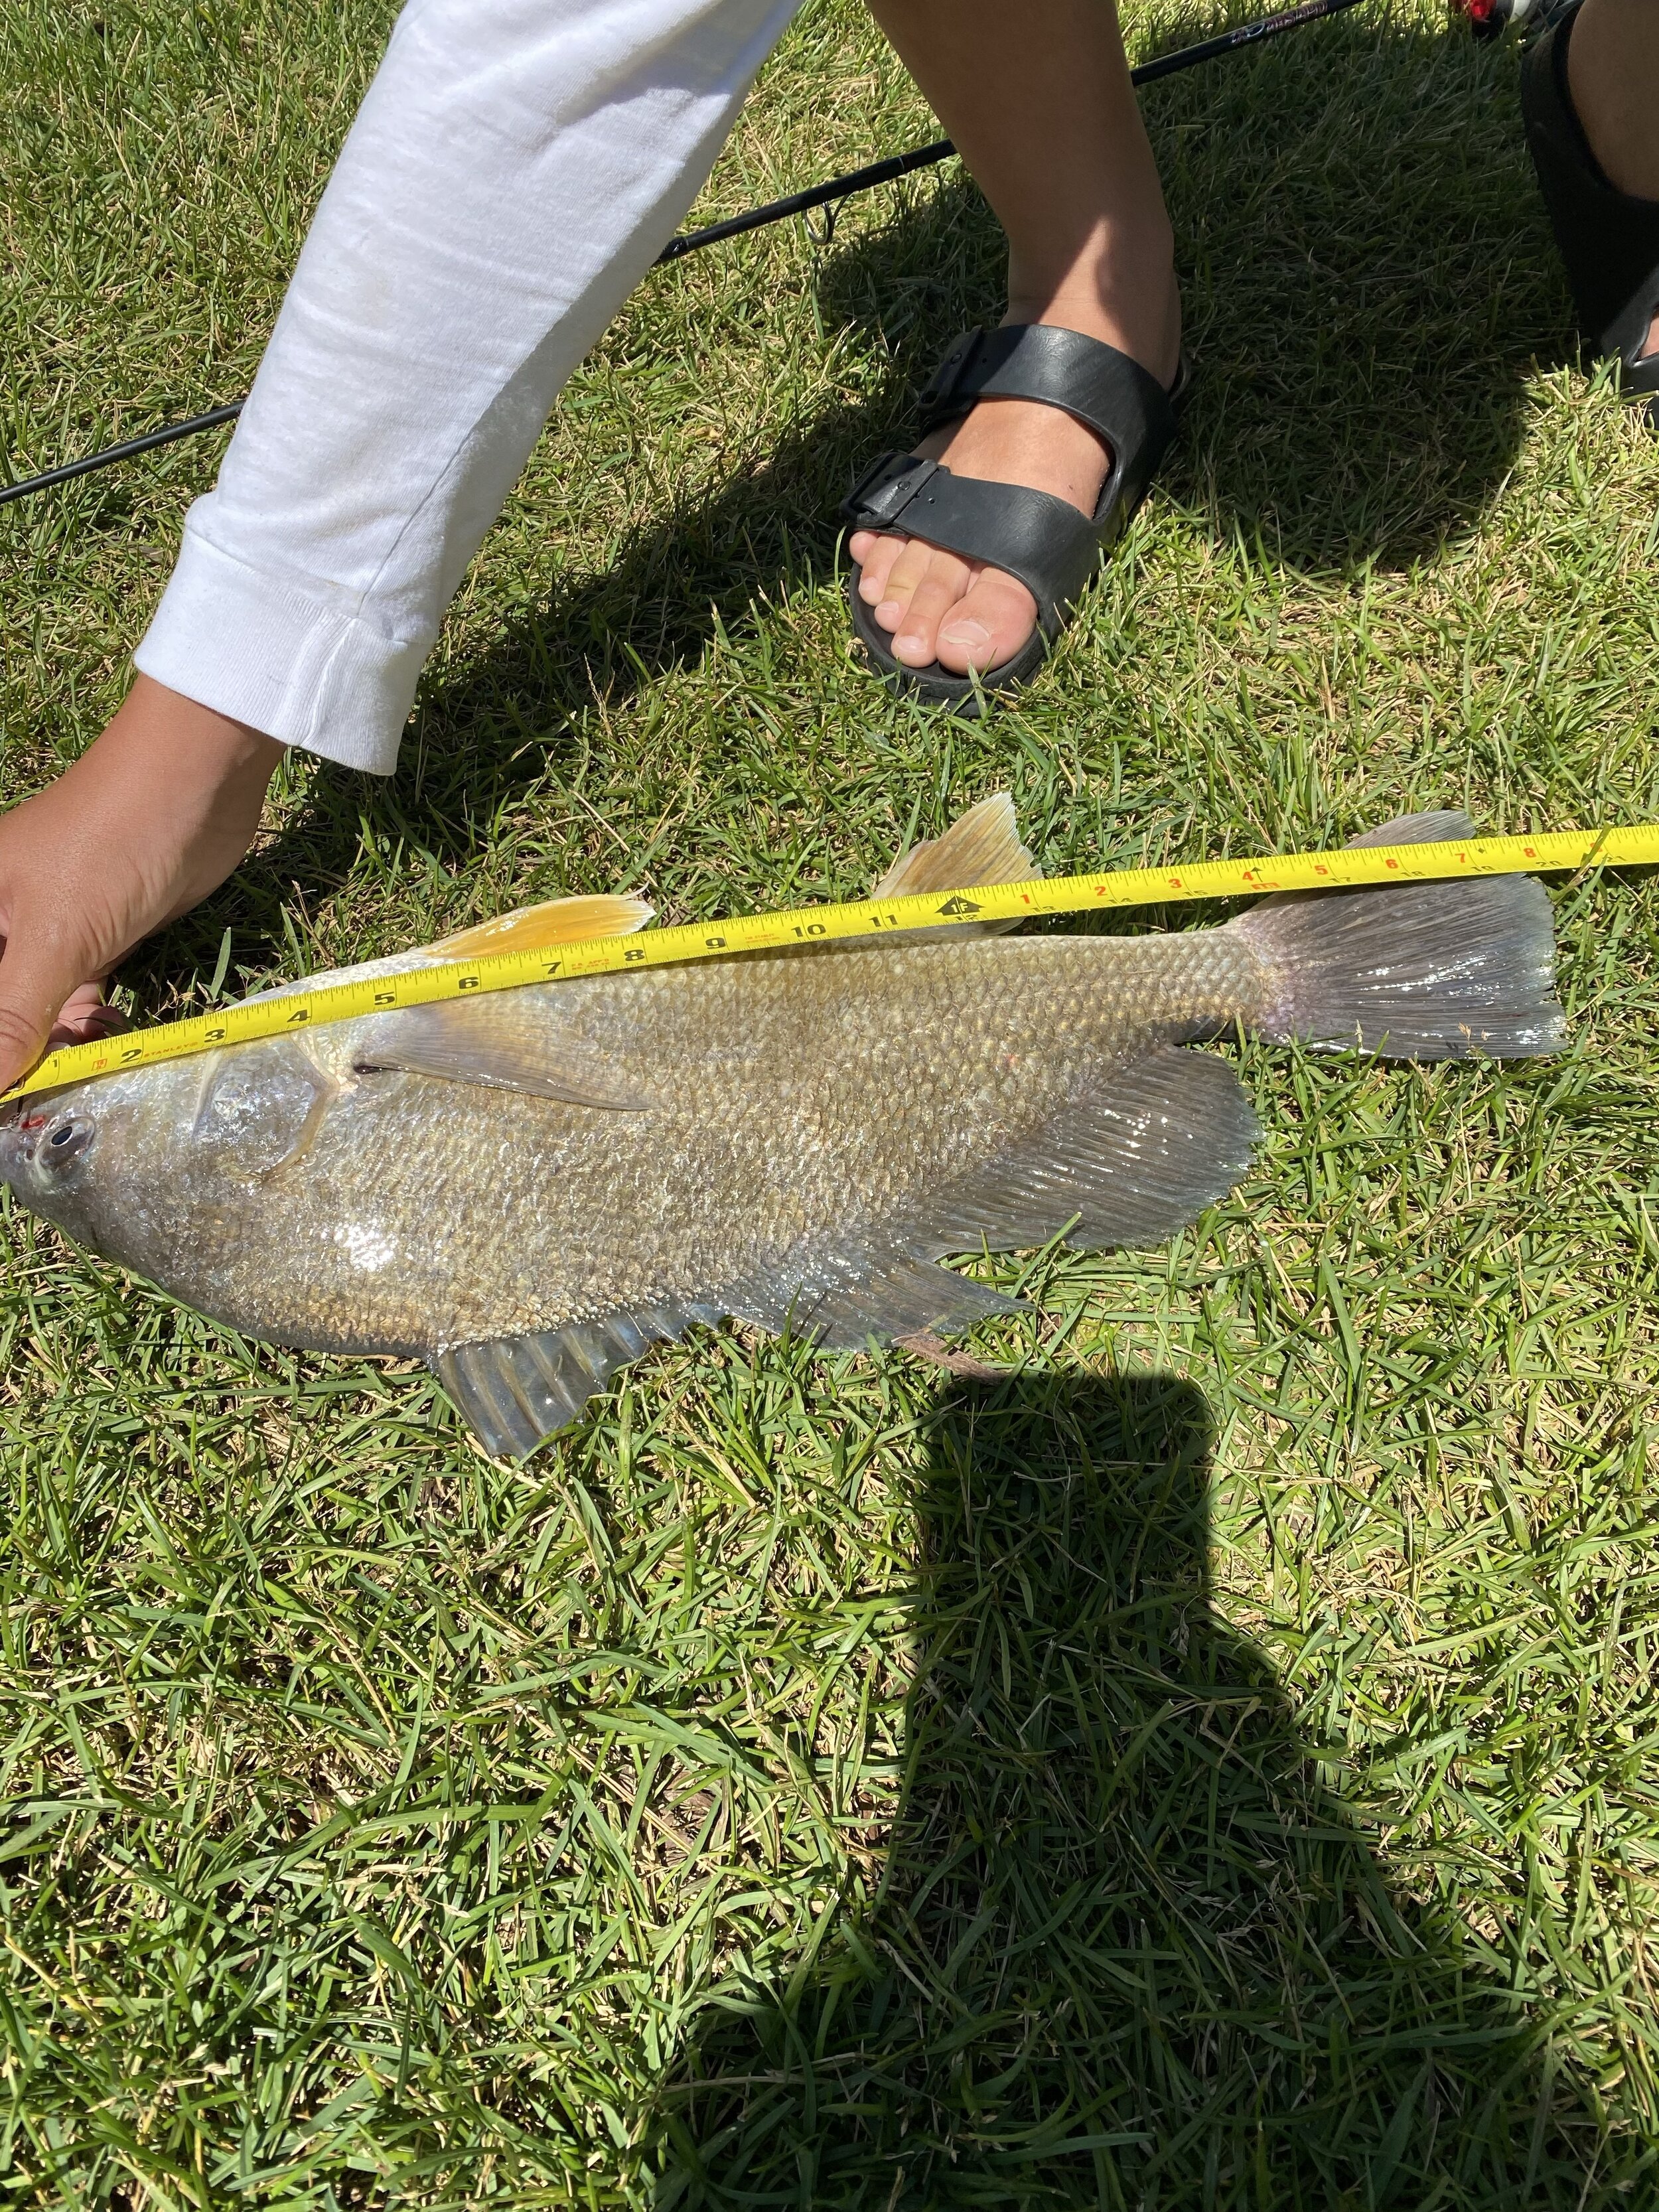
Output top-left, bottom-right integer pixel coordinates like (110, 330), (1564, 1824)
(1451, 0), (1575, 42)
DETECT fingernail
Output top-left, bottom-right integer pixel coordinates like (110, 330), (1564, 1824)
(939, 618), (993, 651)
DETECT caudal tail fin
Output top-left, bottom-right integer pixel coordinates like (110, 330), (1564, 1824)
(1230, 810), (1567, 1061)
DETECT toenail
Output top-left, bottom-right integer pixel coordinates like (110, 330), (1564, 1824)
(940, 618), (993, 650)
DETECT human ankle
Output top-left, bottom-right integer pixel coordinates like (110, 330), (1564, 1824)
(1568, 0), (1659, 202)
(1005, 238), (1179, 384)
(112, 675), (283, 770)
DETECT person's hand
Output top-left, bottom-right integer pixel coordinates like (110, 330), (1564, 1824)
(0, 675), (287, 1092)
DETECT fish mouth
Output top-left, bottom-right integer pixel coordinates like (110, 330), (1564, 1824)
(0, 1102), (47, 1185)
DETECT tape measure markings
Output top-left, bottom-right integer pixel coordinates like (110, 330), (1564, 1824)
(7, 825), (1656, 1104)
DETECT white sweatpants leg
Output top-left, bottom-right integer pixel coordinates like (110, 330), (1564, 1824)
(134, 0), (802, 776)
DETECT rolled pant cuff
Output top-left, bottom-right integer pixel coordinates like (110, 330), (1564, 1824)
(133, 518), (430, 775)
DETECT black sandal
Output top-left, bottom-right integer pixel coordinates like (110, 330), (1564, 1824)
(841, 325), (1187, 711)
(1520, 0), (1659, 426)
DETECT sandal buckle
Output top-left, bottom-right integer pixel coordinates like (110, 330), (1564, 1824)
(841, 452), (938, 528)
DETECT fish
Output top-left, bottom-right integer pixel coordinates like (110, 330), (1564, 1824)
(0, 800), (1564, 1460)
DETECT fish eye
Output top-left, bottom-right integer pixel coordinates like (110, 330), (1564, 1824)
(42, 1118), (94, 1169)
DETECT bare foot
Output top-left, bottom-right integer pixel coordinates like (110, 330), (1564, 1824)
(849, 279), (1181, 677)
(1568, 0), (1659, 362)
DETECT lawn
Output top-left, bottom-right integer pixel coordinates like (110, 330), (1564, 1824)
(3, 0), (1659, 2203)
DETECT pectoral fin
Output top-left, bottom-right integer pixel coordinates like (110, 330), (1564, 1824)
(368, 893), (659, 1104)
(353, 1001), (654, 1109)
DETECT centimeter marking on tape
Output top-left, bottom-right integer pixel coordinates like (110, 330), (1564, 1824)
(6, 824), (1654, 1104)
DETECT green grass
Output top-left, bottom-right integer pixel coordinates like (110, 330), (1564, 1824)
(4, 0), (1659, 2202)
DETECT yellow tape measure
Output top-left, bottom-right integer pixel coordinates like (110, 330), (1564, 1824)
(6, 824), (1655, 1104)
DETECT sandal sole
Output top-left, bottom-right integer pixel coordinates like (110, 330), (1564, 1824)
(846, 569), (1050, 713)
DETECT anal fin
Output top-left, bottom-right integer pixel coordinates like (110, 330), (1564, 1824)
(431, 1297), (723, 1459)
(724, 1251), (1025, 1352)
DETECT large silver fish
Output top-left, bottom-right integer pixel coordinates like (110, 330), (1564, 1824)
(0, 800), (1563, 1458)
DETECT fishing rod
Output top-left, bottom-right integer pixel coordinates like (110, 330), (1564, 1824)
(1, 0), (1370, 512)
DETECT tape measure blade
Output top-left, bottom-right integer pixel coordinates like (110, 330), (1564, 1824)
(5, 823), (1651, 1104)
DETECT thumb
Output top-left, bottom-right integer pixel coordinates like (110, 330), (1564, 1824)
(0, 938), (77, 1096)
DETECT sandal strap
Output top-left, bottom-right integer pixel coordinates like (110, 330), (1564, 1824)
(917, 324), (1179, 461)
(841, 453), (1104, 624)
(839, 329), (1188, 636)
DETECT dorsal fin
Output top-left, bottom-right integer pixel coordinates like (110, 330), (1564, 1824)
(871, 793), (1037, 899)
(862, 793), (1040, 942)
(427, 892), (652, 960)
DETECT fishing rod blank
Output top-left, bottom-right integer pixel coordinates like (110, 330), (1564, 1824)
(0, 0), (1368, 511)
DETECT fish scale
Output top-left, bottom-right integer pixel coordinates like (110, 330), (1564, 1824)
(0, 800), (1565, 1460)
(268, 932), (1242, 1350)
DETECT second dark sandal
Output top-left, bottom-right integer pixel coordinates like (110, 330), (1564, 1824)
(841, 325), (1188, 713)
(1520, 0), (1659, 427)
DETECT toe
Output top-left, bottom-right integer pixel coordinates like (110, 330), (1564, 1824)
(888, 551), (977, 668)
(851, 530), (906, 607)
(932, 565), (1040, 676)
(867, 534), (948, 636)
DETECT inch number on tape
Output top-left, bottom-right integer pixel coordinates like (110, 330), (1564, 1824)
(5, 824), (1654, 1104)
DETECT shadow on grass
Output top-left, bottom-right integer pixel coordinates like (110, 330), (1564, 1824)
(121, 5), (1571, 1002)
(642, 1371), (1640, 2209)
